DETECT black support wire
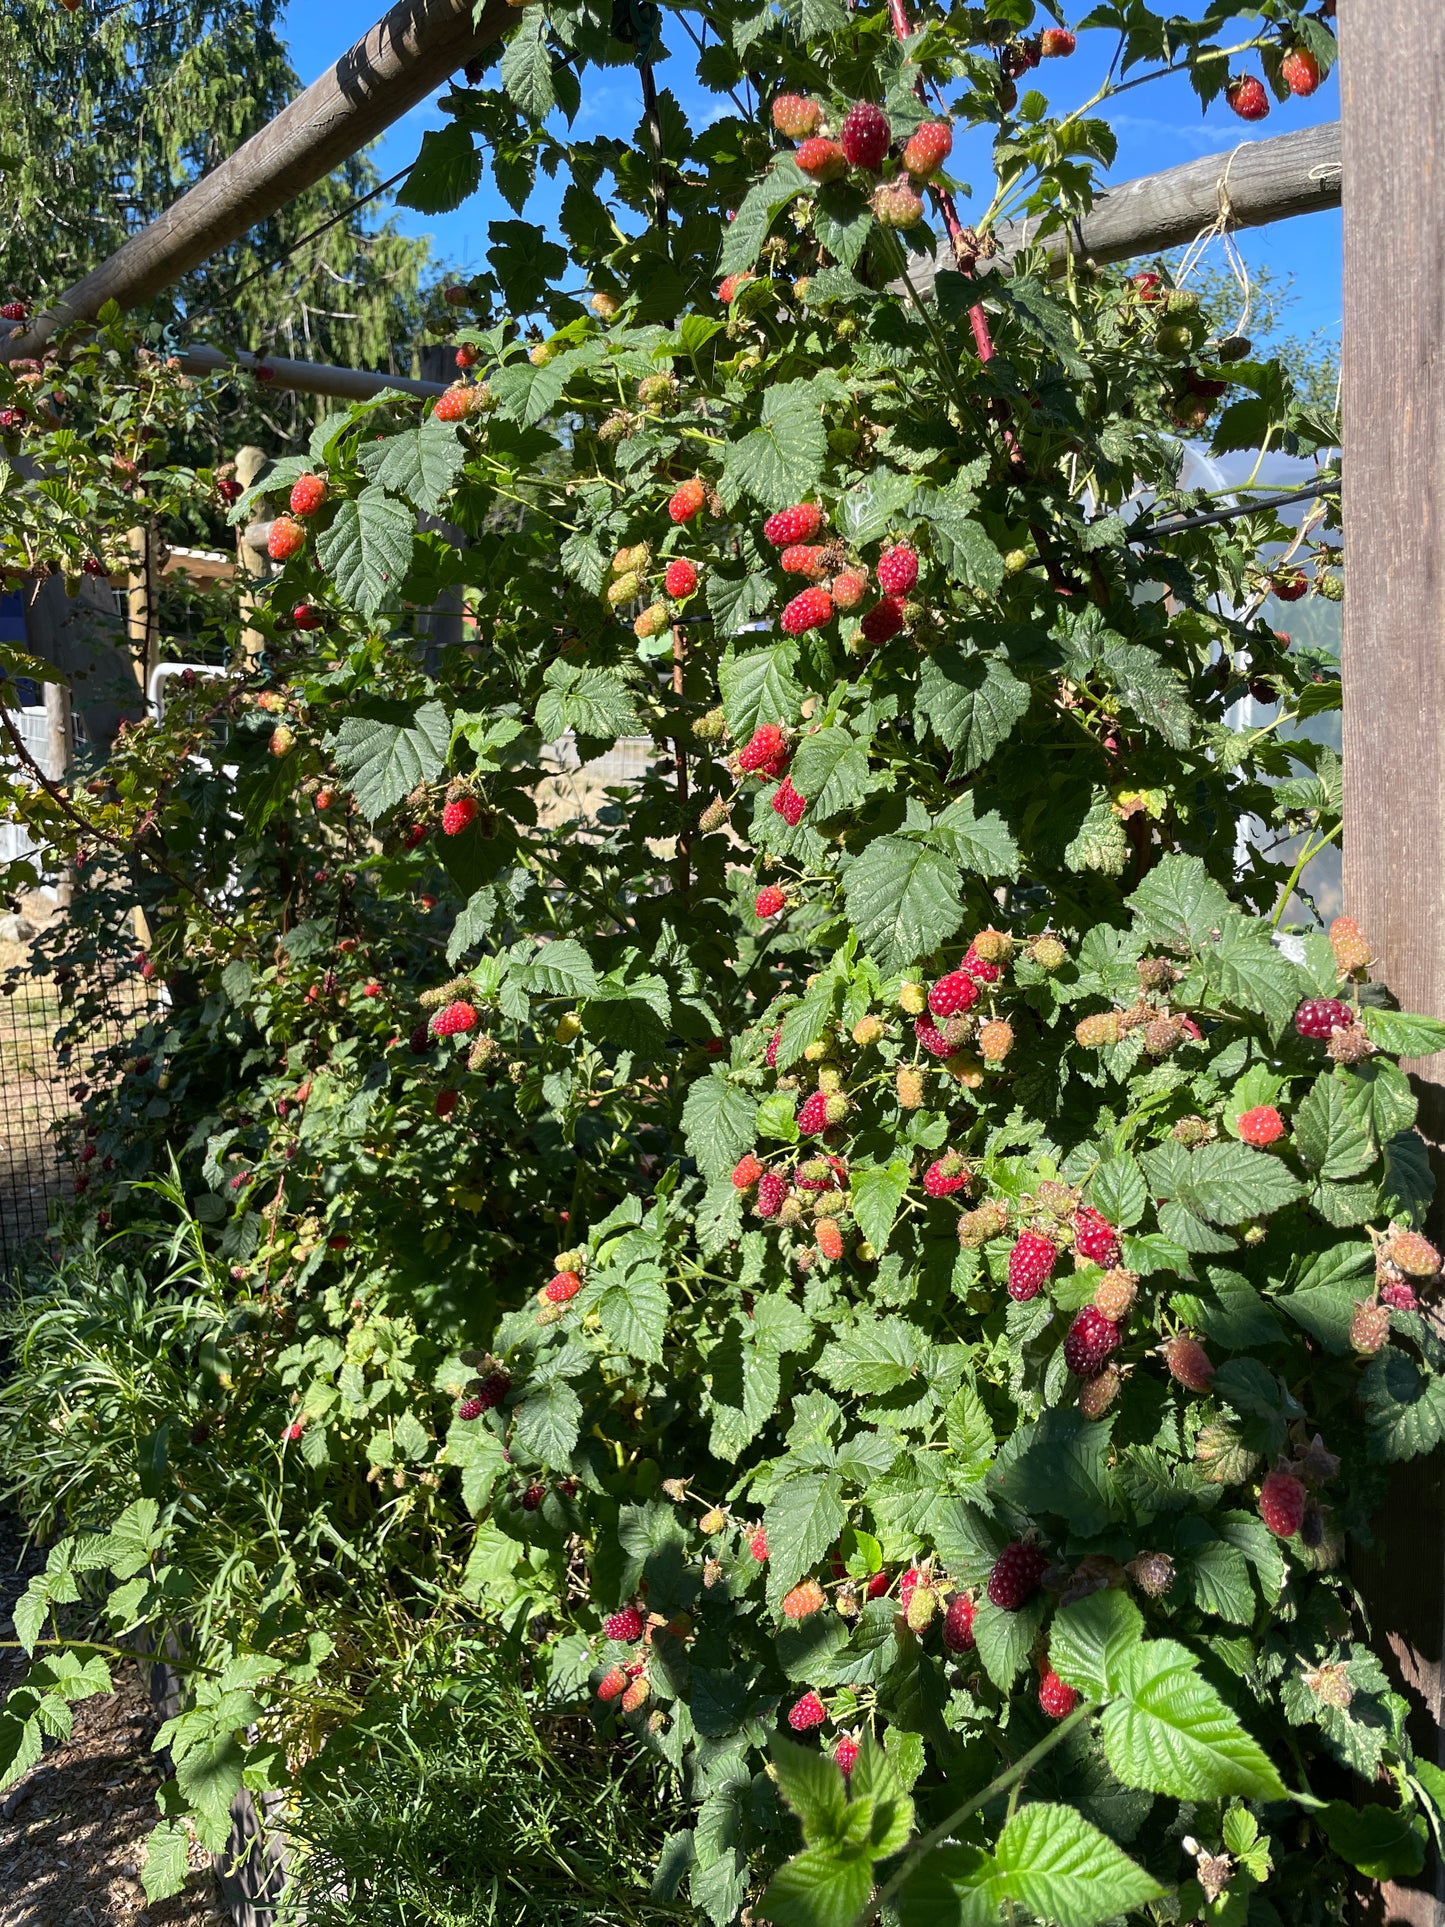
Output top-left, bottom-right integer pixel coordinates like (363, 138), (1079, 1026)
(1132, 477), (1337, 542)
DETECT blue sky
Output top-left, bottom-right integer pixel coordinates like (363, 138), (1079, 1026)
(279, 1), (1341, 347)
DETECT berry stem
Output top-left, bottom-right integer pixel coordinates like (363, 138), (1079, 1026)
(852, 1701), (1095, 1927)
(1269, 819), (1343, 931)
(672, 622), (691, 896)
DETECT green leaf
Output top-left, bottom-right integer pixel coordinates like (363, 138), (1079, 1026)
(719, 639), (802, 741)
(1088, 1154), (1147, 1228)
(500, 18), (556, 121)
(511, 1381), (582, 1465)
(515, 938), (597, 999)
(316, 485), (416, 617)
(989, 1803), (1164, 1927)
(1101, 1638), (1286, 1800)
(973, 1594), (1048, 1691)
(707, 567), (773, 637)
(764, 1475), (846, 1607)
(896, 1844), (999, 1927)
(1051, 1590), (1145, 1702)
(535, 662), (642, 748)
(790, 727), (869, 819)
(331, 700), (450, 820)
(682, 1076), (757, 1183)
(141, 1819), (193, 1903)
(358, 417), (465, 512)
(916, 491), (1004, 593)
(770, 1734), (847, 1841)
(720, 161), (806, 277)
(595, 1266), (670, 1363)
(398, 123), (482, 214)
(1318, 1801), (1426, 1882)
(928, 795), (1020, 880)
(1293, 1072), (1376, 1180)
(916, 651), (1031, 773)
(1361, 1006), (1445, 1060)
(1127, 854), (1231, 953)
(759, 1844), (873, 1927)
(1201, 919), (1301, 1035)
(988, 1408), (1118, 1536)
(818, 1314), (926, 1395)
(849, 1160), (912, 1256)
(842, 837), (965, 972)
(720, 383), (827, 511)
(1142, 1137), (1302, 1225)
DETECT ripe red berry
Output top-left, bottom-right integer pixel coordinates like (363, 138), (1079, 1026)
(817, 1218), (845, 1261)
(267, 515), (306, 562)
(435, 1088), (459, 1119)
(455, 344), (478, 368)
(781, 586), (834, 635)
(1039, 1668), (1079, 1718)
(1295, 997), (1352, 1040)
(739, 722), (789, 778)
(750, 1527), (769, 1560)
(1039, 27), (1076, 56)
(840, 101), (891, 171)
(1073, 1207), (1120, 1267)
(763, 502), (823, 546)
(833, 1733), (860, 1776)
(0, 301), (26, 321)
(1380, 1279), (1418, 1313)
(797, 1091), (830, 1135)
(772, 778), (806, 827)
(1007, 1231), (1056, 1303)
(902, 1569), (923, 1613)
(664, 558), (698, 598)
(1237, 1105), (1286, 1147)
(859, 596), (905, 644)
(1258, 1468), (1306, 1539)
(928, 970), (979, 1018)
(1272, 567), (1308, 601)
(669, 478), (706, 523)
(924, 1154), (970, 1199)
(442, 795), (478, 836)
(756, 1171), (788, 1219)
(788, 1690), (827, 1731)
(1225, 73), (1270, 121)
(942, 1593), (975, 1653)
(434, 384), (474, 422)
(913, 1015), (953, 1059)
(772, 94), (823, 139)
(604, 1605), (645, 1642)
(544, 1269), (583, 1304)
(755, 884), (787, 919)
(216, 476), (243, 505)
(780, 544), (827, 577)
(475, 1370), (510, 1410)
(1280, 45), (1321, 96)
(1162, 1333), (1215, 1392)
(458, 1395), (484, 1421)
(0, 406), (28, 432)
(986, 1541), (1046, 1610)
(732, 1152), (764, 1190)
(795, 137), (849, 182)
(766, 1026), (783, 1068)
(431, 1000), (478, 1037)
(1063, 1305), (1122, 1378)
(717, 273), (754, 304)
(902, 121), (952, 179)
(289, 473), (327, 517)
(597, 1666), (628, 1702)
(292, 603), (323, 629)
(876, 545), (919, 595)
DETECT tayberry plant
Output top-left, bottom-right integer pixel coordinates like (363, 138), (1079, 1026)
(9, 2), (1445, 1922)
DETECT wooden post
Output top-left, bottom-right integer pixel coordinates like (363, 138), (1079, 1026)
(234, 447), (271, 664)
(1339, 5), (1445, 1919)
(125, 524), (161, 696)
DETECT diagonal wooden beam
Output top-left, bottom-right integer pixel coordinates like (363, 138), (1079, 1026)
(1, 0), (514, 360)
(173, 345), (447, 402)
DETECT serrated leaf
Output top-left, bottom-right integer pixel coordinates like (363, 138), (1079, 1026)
(511, 1380), (581, 1465)
(1318, 1802), (1426, 1882)
(535, 661), (642, 748)
(141, 1819), (192, 1903)
(989, 1408), (1118, 1535)
(331, 700), (450, 820)
(706, 568), (773, 637)
(1127, 854), (1231, 953)
(718, 640), (802, 740)
(719, 384), (827, 511)
(765, 1475), (846, 1607)
(1088, 1154), (1147, 1228)
(500, 19), (556, 121)
(720, 160), (806, 277)
(759, 1843), (873, 1927)
(849, 1160), (912, 1256)
(916, 650), (1031, 773)
(916, 491), (1004, 592)
(1101, 1639), (1286, 1800)
(990, 1803), (1164, 1927)
(316, 485), (416, 617)
(973, 1594), (1048, 1691)
(790, 728), (869, 819)
(1201, 920), (1301, 1035)
(1293, 1072), (1376, 1180)
(398, 123), (482, 214)
(928, 794), (1020, 879)
(596, 1267), (669, 1362)
(516, 938), (596, 999)
(1361, 1006), (1445, 1060)
(770, 1733), (847, 1841)
(682, 1077), (757, 1182)
(842, 836), (964, 972)
(358, 418), (465, 513)
(1051, 1589), (1145, 1701)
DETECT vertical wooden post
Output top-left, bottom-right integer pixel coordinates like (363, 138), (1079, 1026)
(1339, 6), (1445, 1919)
(234, 446), (271, 663)
(125, 524), (161, 696)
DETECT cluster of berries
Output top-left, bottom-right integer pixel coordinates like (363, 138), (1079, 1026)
(604, 534), (701, 639)
(770, 95), (959, 232)
(1224, 38), (1324, 122)
(763, 502), (914, 648)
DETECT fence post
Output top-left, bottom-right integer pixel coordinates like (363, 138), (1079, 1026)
(234, 446), (271, 664)
(125, 524), (160, 695)
(42, 677), (72, 908)
(1338, 4), (1445, 1918)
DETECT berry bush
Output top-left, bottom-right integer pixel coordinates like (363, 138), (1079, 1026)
(8, 3), (1445, 1922)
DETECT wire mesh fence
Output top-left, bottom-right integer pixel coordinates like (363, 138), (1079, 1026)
(0, 963), (152, 1275)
